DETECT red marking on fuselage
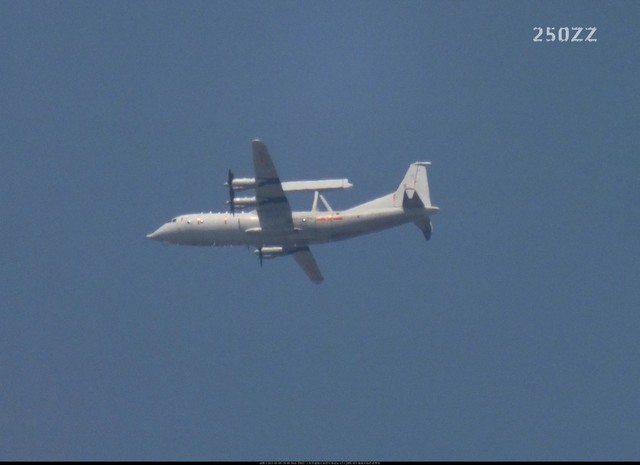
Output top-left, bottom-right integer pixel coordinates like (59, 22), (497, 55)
(315, 215), (343, 223)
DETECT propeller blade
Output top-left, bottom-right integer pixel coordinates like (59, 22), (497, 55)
(227, 169), (235, 215)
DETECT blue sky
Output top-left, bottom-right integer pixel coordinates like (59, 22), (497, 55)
(1, 0), (639, 460)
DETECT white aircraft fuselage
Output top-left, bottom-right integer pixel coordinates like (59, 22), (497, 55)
(147, 139), (439, 283)
(148, 206), (438, 248)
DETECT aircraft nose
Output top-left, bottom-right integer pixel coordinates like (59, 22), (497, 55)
(146, 230), (161, 241)
(146, 224), (171, 242)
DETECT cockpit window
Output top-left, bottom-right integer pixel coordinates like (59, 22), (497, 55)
(171, 218), (177, 223)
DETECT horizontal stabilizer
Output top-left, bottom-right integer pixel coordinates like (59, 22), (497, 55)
(413, 216), (432, 240)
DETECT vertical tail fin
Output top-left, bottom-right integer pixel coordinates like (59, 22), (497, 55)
(344, 162), (438, 214)
(393, 162), (432, 209)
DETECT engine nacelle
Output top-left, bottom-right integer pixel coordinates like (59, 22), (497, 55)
(228, 196), (257, 209)
(254, 246), (285, 259)
(229, 177), (256, 191)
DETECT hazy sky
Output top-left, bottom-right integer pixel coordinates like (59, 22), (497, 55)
(2, 0), (639, 460)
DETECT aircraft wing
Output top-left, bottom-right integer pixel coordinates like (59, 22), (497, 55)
(251, 141), (324, 283)
(292, 247), (324, 284)
(252, 140), (294, 231)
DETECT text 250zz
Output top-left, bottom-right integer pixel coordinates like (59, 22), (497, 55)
(533, 26), (597, 43)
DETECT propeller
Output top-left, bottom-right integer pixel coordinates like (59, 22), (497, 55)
(226, 169), (235, 215)
(258, 247), (263, 267)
